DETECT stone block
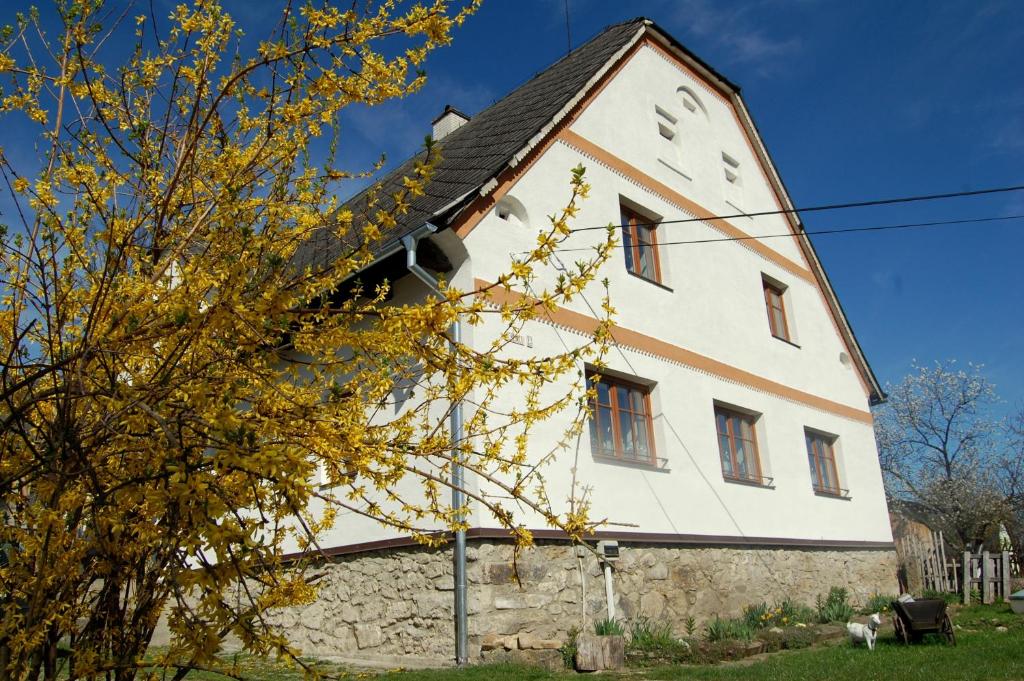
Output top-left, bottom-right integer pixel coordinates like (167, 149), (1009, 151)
(480, 633), (517, 651)
(645, 563), (668, 580)
(485, 562), (515, 584)
(640, 591), (666, 618)
(354, 623), (384, 649)
(385, 600), (413, 620)
(518, 633), (561, 650)
(517, 649), (565, 672)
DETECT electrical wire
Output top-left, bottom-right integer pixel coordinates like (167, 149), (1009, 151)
(566, 183), (1024, 233)
(551, 213), (1024, 253)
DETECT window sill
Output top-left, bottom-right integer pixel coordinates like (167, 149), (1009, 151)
(814, 487), (852, 500)
(771, 334), (801, 349)
(593, 453), (670, 472)
(627, 271), (673, 292)
(723, 474), (775, 490)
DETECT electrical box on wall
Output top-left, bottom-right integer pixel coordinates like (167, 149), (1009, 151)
(597, 540), (620, 562)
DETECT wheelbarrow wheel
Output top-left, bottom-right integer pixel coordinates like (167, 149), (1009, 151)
(941, 614), (956, 646)
(893, 615), (909, 644)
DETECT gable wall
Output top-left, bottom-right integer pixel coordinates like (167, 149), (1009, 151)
(458, 39), (892, 544)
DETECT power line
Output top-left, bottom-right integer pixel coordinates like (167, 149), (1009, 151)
(551, 213), (1024, 253)
(567, 183), (1024, 233)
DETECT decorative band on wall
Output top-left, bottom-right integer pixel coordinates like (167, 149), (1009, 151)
(476, 278), (873, 425)
(556, 129), (816, 285)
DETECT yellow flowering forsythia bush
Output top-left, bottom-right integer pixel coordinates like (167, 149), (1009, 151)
(0, 2), (615, 679)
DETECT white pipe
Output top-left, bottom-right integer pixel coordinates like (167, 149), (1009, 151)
(603, 563), (615, 621)
(400, 224), (469, 665)
(577, 553), (587, 630)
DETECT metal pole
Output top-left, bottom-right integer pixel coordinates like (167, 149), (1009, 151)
(450, 318), (468, 665)
(401, 226), (468, 665)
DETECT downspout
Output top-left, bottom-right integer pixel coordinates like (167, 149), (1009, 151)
(400, 224), (469, 666)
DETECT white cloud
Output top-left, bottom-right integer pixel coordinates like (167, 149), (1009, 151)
(665, 0), (802, 73)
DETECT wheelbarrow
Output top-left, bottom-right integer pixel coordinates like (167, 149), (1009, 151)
(890, 599), (956, 645)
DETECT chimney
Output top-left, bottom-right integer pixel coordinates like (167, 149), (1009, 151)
(432, 105), (470, 141)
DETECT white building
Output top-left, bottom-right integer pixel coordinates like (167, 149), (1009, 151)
(285, 17), (897, 666)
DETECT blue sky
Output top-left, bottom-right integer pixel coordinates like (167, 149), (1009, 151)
(4, 1), (1023, 414)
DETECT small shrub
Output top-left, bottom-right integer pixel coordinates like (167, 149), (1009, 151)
(861, 592), (897, 615)
(816, 586), (855, 623)
(705, 616), (753, 642)
(745, 598), (815, 628)
(624, 616), (692, 666)
(628, 616), (677, 650)
(922, 588), (961, 604)
(594, 617), (625, 636)
(560, 625), (580, 669)
(743, 601), (769, 629)
(684, 616), (697, 637)
(782, 627), (816, 649)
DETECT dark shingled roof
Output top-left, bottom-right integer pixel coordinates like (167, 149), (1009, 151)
(292, 17), (646, 273)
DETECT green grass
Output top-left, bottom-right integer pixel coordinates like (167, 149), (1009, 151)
(640, 624), (1024, 680)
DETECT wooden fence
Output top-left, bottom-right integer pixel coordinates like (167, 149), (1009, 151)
(899, 531), (1014, 603)
(962, 550), (1012, 604)
(898, 531), (958, 593)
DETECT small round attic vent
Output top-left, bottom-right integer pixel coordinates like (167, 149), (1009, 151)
(494, 194), (528, 228)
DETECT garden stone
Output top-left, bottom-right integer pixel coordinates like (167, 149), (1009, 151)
(518, 632), (561, 650)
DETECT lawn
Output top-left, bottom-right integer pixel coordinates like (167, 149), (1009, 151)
(180, 603), (1024, 681)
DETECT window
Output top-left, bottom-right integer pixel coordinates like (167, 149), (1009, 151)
(714, 406), (763, 483)
(763, 278), (791, 342)
(806, 430), (841, 495)
(620, 206), (662, 283)
(587, 372), (656, 464)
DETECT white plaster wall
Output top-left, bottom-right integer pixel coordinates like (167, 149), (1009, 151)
(308, 36), (892, 552)
(457, 43), (892, 545)
(467, 312), (892, 543)
(466, 141), (868, 410)
(570, 44), (806, 265)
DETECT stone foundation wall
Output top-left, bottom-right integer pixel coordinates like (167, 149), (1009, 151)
(468, 541), (899, 652)
(265, 548), (457, 665)
(255, 540), (898, 663)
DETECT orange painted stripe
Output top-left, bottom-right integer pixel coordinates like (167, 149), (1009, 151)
(476, 278), (873, 425)
(557, 129), (816, 284)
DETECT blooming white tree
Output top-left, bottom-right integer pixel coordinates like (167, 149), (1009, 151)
(874, 361), (1010, 551)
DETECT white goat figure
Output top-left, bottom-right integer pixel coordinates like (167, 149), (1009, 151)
(847, 612), (882, 650)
